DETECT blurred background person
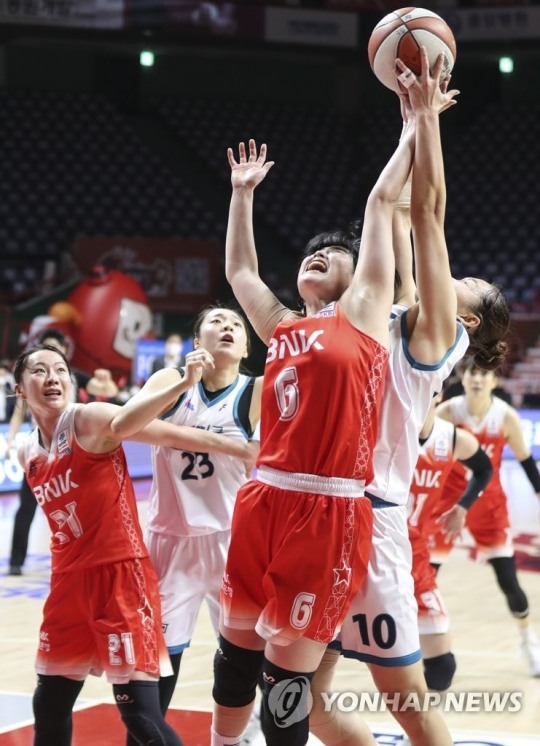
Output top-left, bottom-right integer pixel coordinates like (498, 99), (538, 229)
(0, 359), (16, 424)
(151, 333), (185, 374)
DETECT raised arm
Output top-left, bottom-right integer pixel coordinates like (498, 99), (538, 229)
(109, 353), (211, 439)
(341, 122), (416, 344)
(393, 193), (416, 308)
(226, 140), (293, 344)
(393, 101), (417, 309)
(399, 49), (460, 363)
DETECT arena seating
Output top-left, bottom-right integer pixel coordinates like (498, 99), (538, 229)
(0, 91), (216, 302)
(1, 90), (539, 326)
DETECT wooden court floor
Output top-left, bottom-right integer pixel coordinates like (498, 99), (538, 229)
(1, 465), (539, 745)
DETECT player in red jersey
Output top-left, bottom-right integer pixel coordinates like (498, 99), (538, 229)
(209, 111), (415, 743)
(434, 358), (540, 676)
(13, 343), (258, 746)
(408, 396), (493, 693)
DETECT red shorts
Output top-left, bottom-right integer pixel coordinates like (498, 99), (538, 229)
(429, 494), (513, 563)
(410, 526), (448, 634)
(222, 471), (373, 645)
(465, 493), (513, 557)
(36, 558), (172, 684)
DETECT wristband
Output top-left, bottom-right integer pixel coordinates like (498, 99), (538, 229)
(520, 455), (540, 493)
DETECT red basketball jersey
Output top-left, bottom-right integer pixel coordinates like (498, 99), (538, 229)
(408, 417), (457, 537)
(258, 302), (388, 482)
(408, 418), (456, 596)
(436, 395), (507, 518)
(23, 405), (147, 573)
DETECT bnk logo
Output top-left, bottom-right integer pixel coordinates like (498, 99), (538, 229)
(267, 676), (313, 728)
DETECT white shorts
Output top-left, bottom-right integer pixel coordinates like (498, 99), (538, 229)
(146, 529), (230, 653)
(332, 503), (421, 666)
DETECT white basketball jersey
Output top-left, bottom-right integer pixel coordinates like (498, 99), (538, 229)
(369, 306), (469, 506)
(146, 374), (257, 537)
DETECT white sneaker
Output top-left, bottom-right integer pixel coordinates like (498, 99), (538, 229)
(519, 625), (540, 677)
(240, 707), (262, 745)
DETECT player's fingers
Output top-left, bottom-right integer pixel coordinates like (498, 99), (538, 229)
(238, 141), (247, 162)
(227, 147), (237, 167)
(431, 51), (445, 80)
(248, 138), (257, 161)
(395, 60), (416, 89)
(419, 45), (431, 77)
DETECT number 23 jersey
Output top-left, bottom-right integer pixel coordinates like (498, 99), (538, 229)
(146, 374), (257, 537)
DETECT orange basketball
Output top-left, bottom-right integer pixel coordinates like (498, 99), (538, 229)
(368, 7), (456, 93)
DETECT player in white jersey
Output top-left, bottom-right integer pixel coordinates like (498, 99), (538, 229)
(121, 305), (262, 737)
(309, 51), (510, 746)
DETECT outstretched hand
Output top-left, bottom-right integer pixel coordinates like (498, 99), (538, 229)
(227, 139), (274, 190)
(396, 46), (459, 115)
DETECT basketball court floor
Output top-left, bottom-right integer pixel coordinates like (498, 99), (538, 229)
(1, 465), (539, 746)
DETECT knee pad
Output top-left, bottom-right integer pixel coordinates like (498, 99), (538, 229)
(113, 681), (183, 746)
(33, 675), (84, 746)
(33, 674), (83, 721)
(212, 635), (264, 707)
(260, 658), (313, 746)
(424, 653), (456, 692)
(488, 557), (528, 615)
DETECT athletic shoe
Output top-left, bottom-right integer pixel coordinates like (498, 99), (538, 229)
(519, 625), (540, 677)
(8, 565), (22, 576)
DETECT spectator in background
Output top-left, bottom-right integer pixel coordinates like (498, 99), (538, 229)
(6, 328), (119, 576)
(151, 333), (185, 375)
(0, 359), (15, 423)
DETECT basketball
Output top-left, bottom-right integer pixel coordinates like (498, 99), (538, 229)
(368, 7), (456, 93)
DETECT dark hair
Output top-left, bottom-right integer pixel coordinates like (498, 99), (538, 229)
(465, 284), (510, 372)
(301, 227), (361, 270)
(192, 304), (252, 357)
(38, 328), (67, 347)
(14, 344), (72, 384)
(296, 223), (363, 315)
